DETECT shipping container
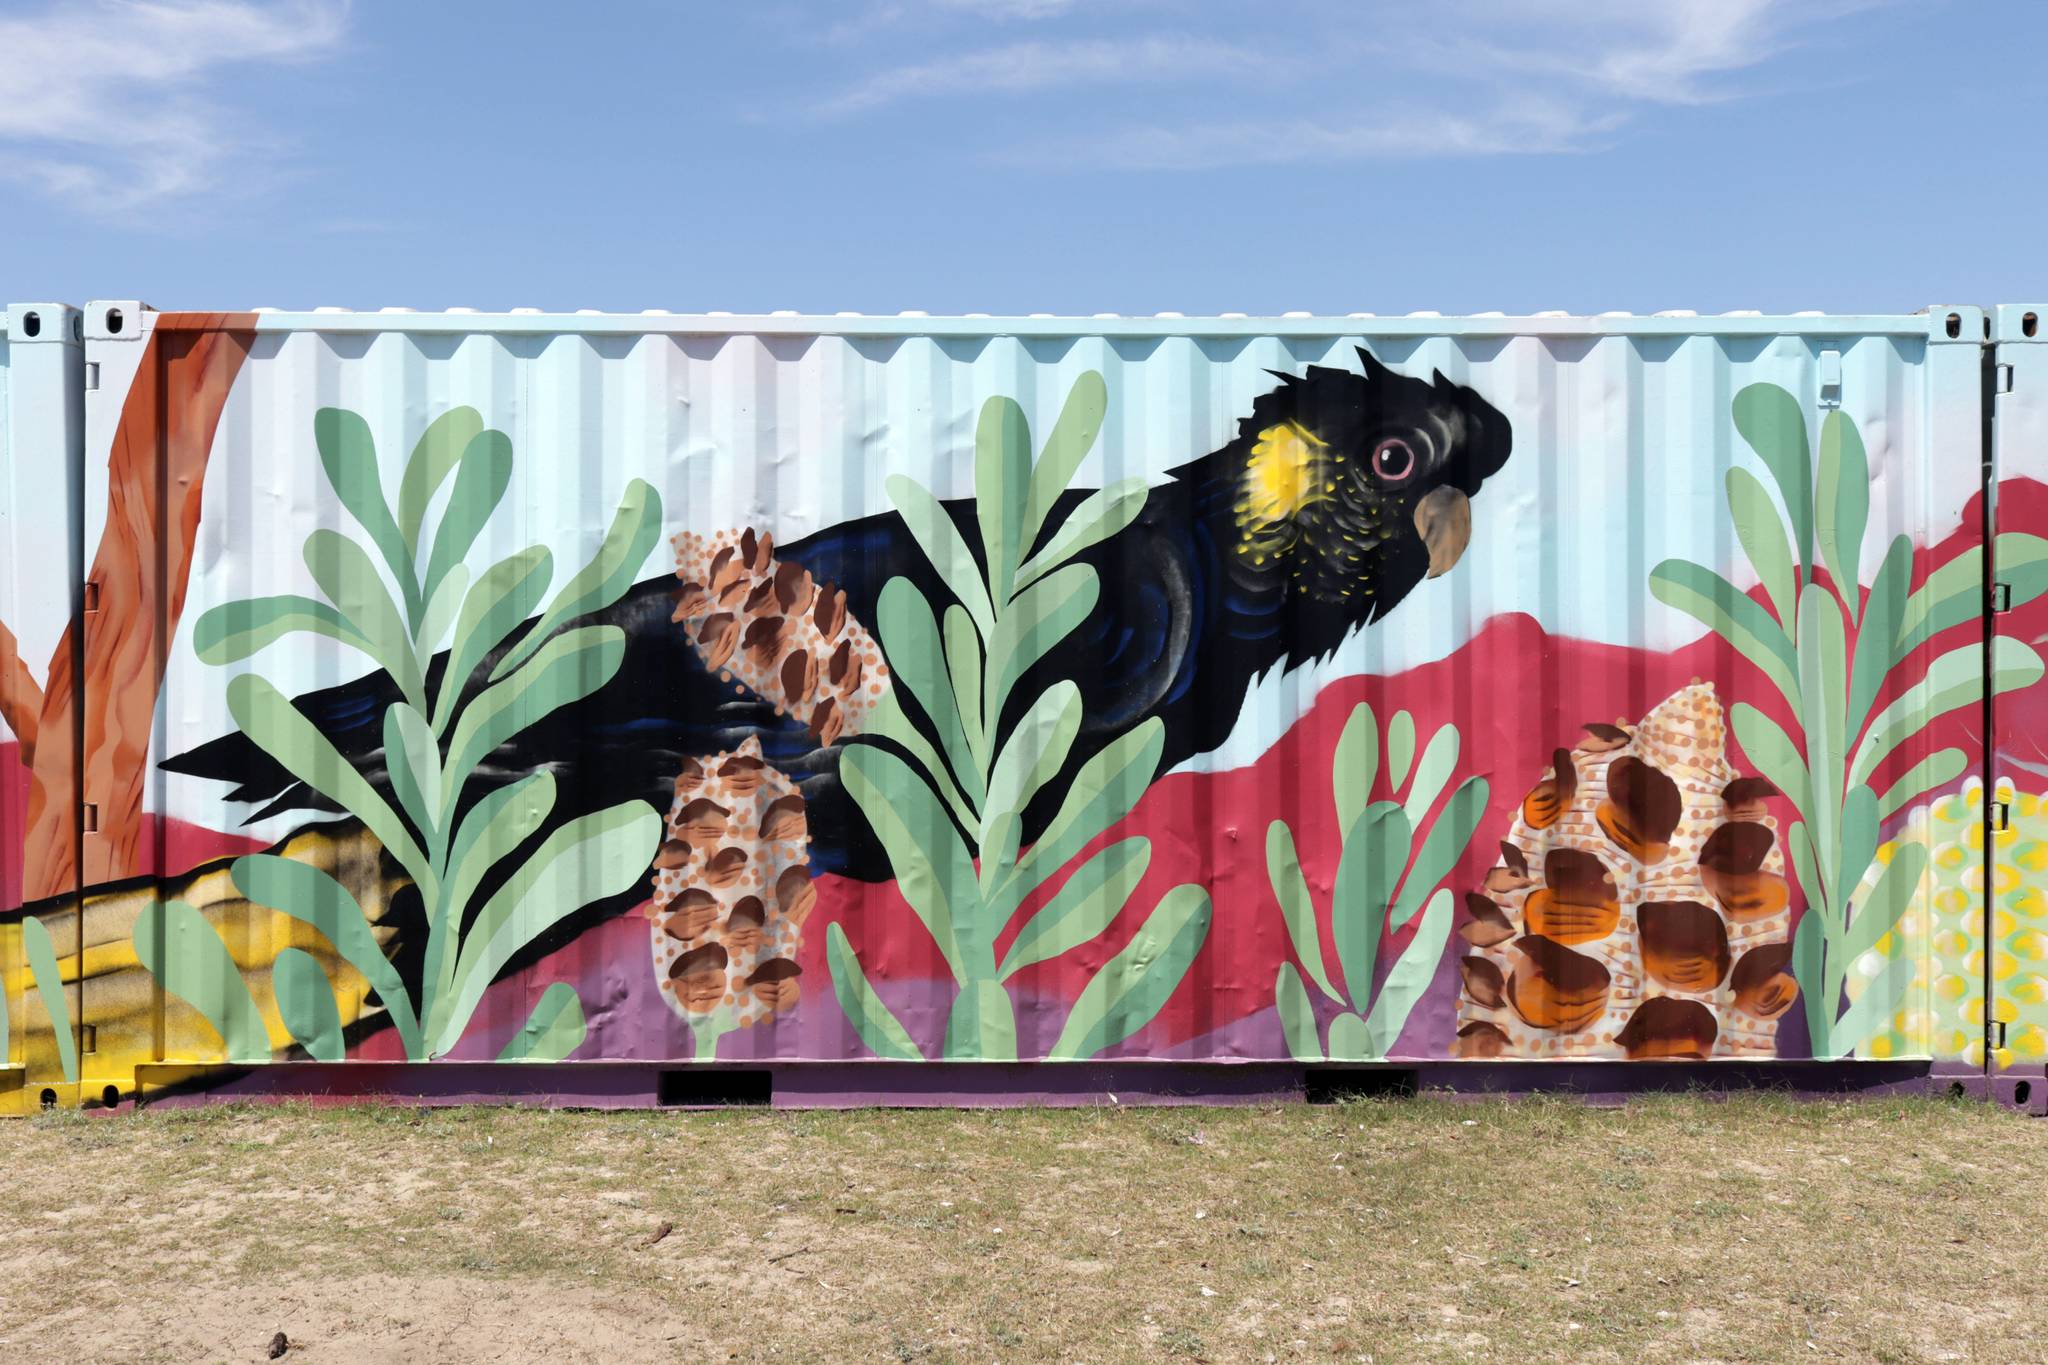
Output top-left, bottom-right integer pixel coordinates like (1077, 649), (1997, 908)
(3, 302), (2045, 1110)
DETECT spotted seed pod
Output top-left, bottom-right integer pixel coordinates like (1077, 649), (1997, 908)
(646, 736), (817, 1031)
(671, 527), (891, 739)
(1452, 683), (1797, 1059)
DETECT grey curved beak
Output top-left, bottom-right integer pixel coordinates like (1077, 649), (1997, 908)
(1413, 485), (1472, 579)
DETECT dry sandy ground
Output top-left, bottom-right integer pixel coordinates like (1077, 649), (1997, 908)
(1, 1094), (2043, 1363)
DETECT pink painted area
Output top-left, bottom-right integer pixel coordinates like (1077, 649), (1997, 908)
(1, 739), (23, 911)
(134, 812), (269, 881)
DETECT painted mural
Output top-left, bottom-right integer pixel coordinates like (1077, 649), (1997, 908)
(3, 307), (2044, 1106)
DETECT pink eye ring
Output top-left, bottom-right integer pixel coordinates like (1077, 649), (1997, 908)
(1371, 437), (1416, 483)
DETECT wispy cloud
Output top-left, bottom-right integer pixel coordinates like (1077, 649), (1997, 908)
(814, 34), (1247, 116)
(1020, 99), (1623, 172)
(813, 0), (1882, 169)
(0, 0), (349, 211)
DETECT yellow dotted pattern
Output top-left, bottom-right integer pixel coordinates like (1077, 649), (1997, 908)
(1850, 778), (2048, 1069)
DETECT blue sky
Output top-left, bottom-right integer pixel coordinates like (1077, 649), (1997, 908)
(2, 0), (2043, 316)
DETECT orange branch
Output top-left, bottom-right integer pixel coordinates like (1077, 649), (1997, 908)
(0, 617), (42, 764)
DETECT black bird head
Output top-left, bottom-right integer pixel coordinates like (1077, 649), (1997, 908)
(1213, 347), (1513, 615)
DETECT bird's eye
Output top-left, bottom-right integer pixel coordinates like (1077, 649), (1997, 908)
(1371, 438), (1416, 484)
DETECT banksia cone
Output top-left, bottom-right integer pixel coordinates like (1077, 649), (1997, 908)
(647, 736), (815, 1030)
(671, 528), (889, 742)
(1452, 683), (1796, 1059)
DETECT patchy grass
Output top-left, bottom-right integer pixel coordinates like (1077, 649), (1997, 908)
(0, 1094), (2042, 1362)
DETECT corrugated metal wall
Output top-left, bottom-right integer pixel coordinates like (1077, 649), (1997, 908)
(4, 305), (2040, 1105)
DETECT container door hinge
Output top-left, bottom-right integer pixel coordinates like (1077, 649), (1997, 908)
(84, 362), (99, 391)
(1993, 799), (2013, 832)
(1991, 582), (2015, 613)
(1988, 1017), (2009, 1051)
(82, 802), (100, 833)
(82, 580), (100, 613)
(1996, 362), (2016, 395)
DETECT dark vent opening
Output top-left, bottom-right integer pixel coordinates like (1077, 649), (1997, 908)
(39, 1088), (57, 1110)
(2025, 312), (2039, 338)
(1945, 312), (1962, 339)
(657, 1069), (771, 1107)
(101, 1085), (121, 1110)
(1306, 1069), (1417, 1104)
(2014, 1080), (2033, 1108)
(21, 311), (40, 338)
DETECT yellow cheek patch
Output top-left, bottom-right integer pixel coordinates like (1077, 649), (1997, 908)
(1237, 421), (1330, 542)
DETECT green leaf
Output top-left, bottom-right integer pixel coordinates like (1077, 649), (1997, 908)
(826, 923), (923, 1061)
(1332, 702), (1379, 838)
(433, 544), (553, 734)
(1995, 532), (2048, 611)
(273, 947), (345, 1061)
(944, 604), (987, 769)
(1385, 710), (1417, 792)
(1266, 820), (1338, 1001)
(1390, 777), (1490, 930)
(1843, 840), (1928, 965)
(304, 528), (426, 709)
(1332, 801), (1411, 1013)
(489, 478), (661, 681)
(416, 563), (468, 652)
(998, 837), (1151, 978)
(497, 982), (587, 1062)
(442, 625), (626, 819)
(1851, 638), (2041, 789)
(131, 900), (271, 1063)
(1730, 702), (1815, 824)
(428, 771), (556, 1028)
(1893, 547), (1984, 663)
(984, 680), (1082, 849)
(996, 719), (1166, 923)
(1274, 963), (1324, 1062)
(1015, 478), (1149, 591)
(1848, 535), (1912, 739)
(877, 578), (984, 808)
(1325, 1011), (1372, 1062)
(861, 692), (980, 833)
(1047, 884), (1212, 1060)
(885, 474), (997, 639)
(314, 407), (421, 623)
(983, 562), (1098, 730)
(192, 595), (369, 666)
(976, 394), (1034, 603)
(1792, 903), (1829, 1057)
(1650, 559), (1800, 709)
(1019, 370), (1108, 561)
(397, 406), (486, 554)
(1816, 409), (1870, 621)
(1833, 783), (1879, 939)
(227, 675), (435, 901)
(1726, 466), (1798, 629)
(1797, 582), (1849, 897)
(436, 802), (661, 1055)
(23, 916), (76, 1084)
(423, 429), (515, 607)
(1877, 747), (1967, 820)
(383, 701), (444, 856)
(1787, 821), (1827, 942)
(842, 743), (979, 981)
(232, 853), (423, 1056)
(1365, 887), (1453, 1057)
(1731, 383), (1814, 579)
(943, 979), (1017, 1061)
(1401, 725), (1462, 834)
